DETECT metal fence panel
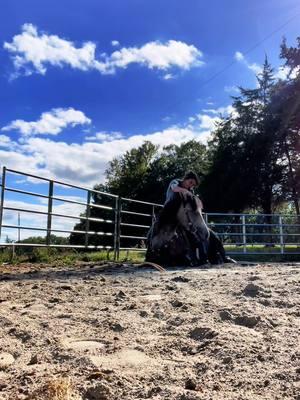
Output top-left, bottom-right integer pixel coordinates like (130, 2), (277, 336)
(0, 167), (299, 257)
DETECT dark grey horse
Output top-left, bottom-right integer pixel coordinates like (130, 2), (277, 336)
(146, 193), (234, 267)
(146, 194), (210, 266)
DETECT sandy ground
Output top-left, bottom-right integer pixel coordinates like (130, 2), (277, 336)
(0, 261), (299, 400)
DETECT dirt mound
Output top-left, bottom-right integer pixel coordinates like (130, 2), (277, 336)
(0, 263), (299, 399)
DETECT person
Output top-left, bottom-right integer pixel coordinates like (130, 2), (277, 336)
(153, 171), (236, 264)
(158, 171), (202, 227)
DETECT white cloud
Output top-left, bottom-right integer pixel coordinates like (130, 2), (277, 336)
(275, 66), (290, 80)
(198, 114), (220, 130)
(1, 197), (87, 242)
(0, 123), (211, 189)
(163, 73), (175, 80)
(22, 125), (208, 183)
(4, 24), (98, 77)
(2, 108), (91, 136)
(224, 85), (239, 93)
(274, 65), (300, 80)
(0, 135), (12, 148)
(201, 105), (235, 116)
(234, 51), (300, 81)
(234, 51), (244, 62)
(111, 40), (120, 47)
(4, 24), (204, 78)
(234, 51), (262, 75)
(0, 148), (47, 177)
(196, 105), (238, 132)
(247, 63), (262, 74)
(85, 131), (123, 142)
(0, 103), (238, 193)
(107, 40), (203, 72)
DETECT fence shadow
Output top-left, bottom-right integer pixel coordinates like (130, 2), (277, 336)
(0, 262), (168, 283)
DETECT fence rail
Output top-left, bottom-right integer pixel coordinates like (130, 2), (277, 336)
(0, 167), (299, 258)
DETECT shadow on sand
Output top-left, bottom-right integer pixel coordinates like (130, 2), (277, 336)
(0, 260), (259, 283)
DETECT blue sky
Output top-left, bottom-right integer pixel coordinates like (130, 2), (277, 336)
(0, 0), (299, 241)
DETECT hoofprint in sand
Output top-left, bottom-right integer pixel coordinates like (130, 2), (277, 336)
(0, 262), (299, 400)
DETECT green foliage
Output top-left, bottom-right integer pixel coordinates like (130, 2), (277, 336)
(103, 140), (208, 203)
(280, 36), (300, 72)
(19, 235), (69, 245)
(0, 248), (145, 265)
(105, 141), (159, 199)
(28, 248), (57, 263)
(69, 139), (209, 247)
(202, 54), (299, 216)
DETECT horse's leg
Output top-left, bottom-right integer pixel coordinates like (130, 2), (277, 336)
(177, 229), (205, 267)
(146, 222), (179, 265)
(207, 229), (227, 264)
(197, 238), (210, 264)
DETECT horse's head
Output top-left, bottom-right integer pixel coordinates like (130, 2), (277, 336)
(176, 193), (209, 243)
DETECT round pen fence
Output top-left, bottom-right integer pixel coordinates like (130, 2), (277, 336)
(0, 167), (299, 258)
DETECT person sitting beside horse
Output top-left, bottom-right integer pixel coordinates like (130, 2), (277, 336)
(148, 171), (236, 266)
(155, 171), (201, 231)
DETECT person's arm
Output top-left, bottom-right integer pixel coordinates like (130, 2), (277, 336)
(171, 182), (190, 195)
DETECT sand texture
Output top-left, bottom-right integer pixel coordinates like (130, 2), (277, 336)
(0, 262), (299, 399)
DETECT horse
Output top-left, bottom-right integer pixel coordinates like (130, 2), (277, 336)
(145, 193), (210, 267)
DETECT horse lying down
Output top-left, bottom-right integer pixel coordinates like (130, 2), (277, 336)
(145, 194), (236, 267)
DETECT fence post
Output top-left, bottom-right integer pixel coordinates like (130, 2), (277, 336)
(117, 197), (121, 260)
(85, 191), (91, 248)
(279, 215), (284, 254)
(113, 196), (121, 261)
(0, 166), (6, 239)
(242, 215), (247, 253)
(204, 213), (208, 225)
(46, 180), (53, 245)
(18, 212), (21, 242)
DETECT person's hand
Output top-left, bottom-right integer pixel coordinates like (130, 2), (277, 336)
(181, 189), (193, 199)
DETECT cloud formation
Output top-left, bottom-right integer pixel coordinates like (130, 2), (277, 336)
(234, 51), (300, 81)
(234, 51), (262, 74)
(85, 131), (124, 142)
(0, 105), (228, 190)
(197, 105), (236, 130)
(0, 135), (12, 148)
(2, 108), (91, 136)
(0, 124), (211, 187)
(4, 24), (204, 77)
(1, 197), (86, 242)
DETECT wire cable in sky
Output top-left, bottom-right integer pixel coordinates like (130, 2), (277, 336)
(199, 9), (300, 88)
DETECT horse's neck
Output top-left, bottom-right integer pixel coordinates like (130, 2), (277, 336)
(194, 197), (203, 213)
(177, 201), (205, 226)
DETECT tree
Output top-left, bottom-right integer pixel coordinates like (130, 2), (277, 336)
(103, 139), (208, 203)
(271, 37), (300, 215)
(104, 141), (158, 199)
(203, 57), (285, 215)
(280, 37), (300, 73)
(69, 140), (209, 247)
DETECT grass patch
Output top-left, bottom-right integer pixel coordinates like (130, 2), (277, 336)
(0, 247), (145, 265)
(0, 245), (298, 265)
(224, 244), (300, 262)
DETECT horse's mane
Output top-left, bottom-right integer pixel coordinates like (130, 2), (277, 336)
(182, 195), (202, 212)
